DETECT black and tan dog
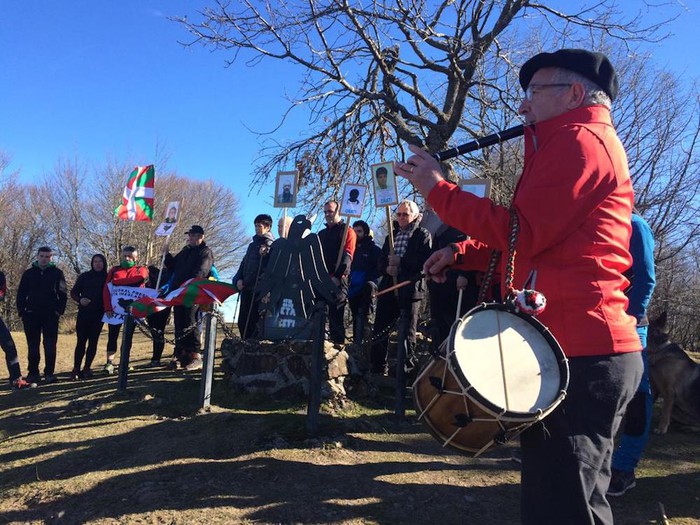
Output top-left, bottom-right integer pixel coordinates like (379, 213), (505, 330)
(647, 312), (700, 434)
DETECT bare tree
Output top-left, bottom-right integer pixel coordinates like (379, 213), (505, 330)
(38, 157), (90, 276)
(173, 0), (669, 207)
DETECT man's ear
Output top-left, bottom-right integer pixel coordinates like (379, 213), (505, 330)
(567, 82), (586, 109)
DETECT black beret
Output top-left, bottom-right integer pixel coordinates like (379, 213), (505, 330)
(519, 49), (618, 102)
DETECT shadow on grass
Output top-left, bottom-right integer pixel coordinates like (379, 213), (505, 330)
(2, 360), (699, 524)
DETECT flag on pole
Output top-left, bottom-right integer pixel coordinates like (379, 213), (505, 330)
(114, 165), (155, 221)
(130, 278), (238, 318)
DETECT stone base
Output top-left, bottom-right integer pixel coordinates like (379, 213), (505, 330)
(220, 338), (362, 400)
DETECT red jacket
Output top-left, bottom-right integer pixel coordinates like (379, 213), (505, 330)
(429, 105), (640, 358)
(103, 265), (149, 313)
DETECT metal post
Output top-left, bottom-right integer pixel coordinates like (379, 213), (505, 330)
(199, 309), (218, 410)
(307, 302), (327, 435)
(394, 308), (410, 418)
(117, 314), (134, 393)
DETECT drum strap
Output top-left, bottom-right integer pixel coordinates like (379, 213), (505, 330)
(477, 208), (520, 303)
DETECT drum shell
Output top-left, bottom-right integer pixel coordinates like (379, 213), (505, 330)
(412, 303), (569, 456)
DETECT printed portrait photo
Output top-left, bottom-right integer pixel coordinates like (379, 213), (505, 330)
(274, 171), (298, 208)
(155, 201), (181, 236)
(371, 161), (399, 207)
(339, 184), (368, 217)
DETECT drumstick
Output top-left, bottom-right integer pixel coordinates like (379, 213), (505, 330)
(374, 273), (426, 298)
(455, 287), (464, 322)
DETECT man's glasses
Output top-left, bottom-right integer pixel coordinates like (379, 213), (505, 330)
(524, 83), (572, 101)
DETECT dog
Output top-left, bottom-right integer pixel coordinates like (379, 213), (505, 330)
(647, 312), (700, 434)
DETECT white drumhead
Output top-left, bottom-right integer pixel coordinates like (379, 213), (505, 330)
(452, 308), (561, 414)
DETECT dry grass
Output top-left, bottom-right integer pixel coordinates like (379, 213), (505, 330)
(1, 330), (699, 524)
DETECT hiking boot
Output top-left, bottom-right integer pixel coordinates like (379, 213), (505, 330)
(184, 356), (203, 372)
(81, 368), (93, 379)
(71, 369), (81, 381)
(12, 377), (37, 391)
(44, 374), (58, 384)
(103, 362), (115, 375)
(146, 359), (162, 368)
(167, 359), (180, 370)
(26, 373), (41, 385)
(607, 469), (636, 497)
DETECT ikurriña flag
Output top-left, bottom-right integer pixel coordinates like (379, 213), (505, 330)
(114, 165), (155, 221)
(130, 278), (238, 318)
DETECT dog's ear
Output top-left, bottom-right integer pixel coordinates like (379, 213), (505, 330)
(651, 310), (668, 330)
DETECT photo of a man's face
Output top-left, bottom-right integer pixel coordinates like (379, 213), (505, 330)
(339, 184), (368, 217)
(371, 161), (398, 207)
(274, 171), (298, 208)
(375, 167), (388, 189)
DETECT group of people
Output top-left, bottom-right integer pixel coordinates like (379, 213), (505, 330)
(3, 45), (658, 523)
(232, 46), (659, 523)
(1, 225), (215, 389)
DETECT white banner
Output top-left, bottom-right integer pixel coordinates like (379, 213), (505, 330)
(102, 284), (159, 325)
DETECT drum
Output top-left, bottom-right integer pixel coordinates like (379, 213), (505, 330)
(412, 303), (569, 456)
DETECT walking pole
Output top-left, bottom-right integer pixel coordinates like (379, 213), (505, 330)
(199, 306), (218, 411)
(155, 232), (173, 291)
(385, 207), (398, 296)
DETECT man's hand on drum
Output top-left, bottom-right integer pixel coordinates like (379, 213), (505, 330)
(394, 145), (445, 197)
(423, 246), (455, 283)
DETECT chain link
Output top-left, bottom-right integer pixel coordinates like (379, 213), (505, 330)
(132, 313), (206, 345)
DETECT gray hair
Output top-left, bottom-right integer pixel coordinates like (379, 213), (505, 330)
(397, 199), (420, 217)
(552, 68), (612, 109)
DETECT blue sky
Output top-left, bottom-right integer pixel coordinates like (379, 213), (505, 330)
(1, 0), (698, 237)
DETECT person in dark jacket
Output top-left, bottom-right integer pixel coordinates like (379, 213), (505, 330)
(348, 220), (381, 345)
(0, 271), (34, 390)
(16, 246), (68, 384)
(233, 214), (274, 339)
(69, 254), (107, 379)
(370, 201), (432, 374)
(318, 200), (356, 344)
(420, 203), (480, 349)
(163, 225), (214, 370)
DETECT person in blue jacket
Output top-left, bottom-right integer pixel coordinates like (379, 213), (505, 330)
(347, 220), (381, 346)
(607, 211), (656, 496)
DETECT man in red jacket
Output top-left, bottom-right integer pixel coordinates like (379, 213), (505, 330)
(397, 49), (643, 524)
(102, 246), (149, 375)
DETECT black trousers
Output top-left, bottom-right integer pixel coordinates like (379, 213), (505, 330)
(327, 277), (349, 344)
(520, 351), (643, 525)
(22, 311), (59, 377)
(73, 314), (103, 371)
(1, 315), (21, 382)
(370, 294), (421, 373)
(237, 290), (261, 340)
(348, 283), (375, 344)
(106, 321), (135, 361)
(147, 307), (171, 361)
(173, 305), (201, 362)
(427, 272), (479, 346)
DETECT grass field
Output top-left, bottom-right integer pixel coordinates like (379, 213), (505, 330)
(1, 328), (699, 524)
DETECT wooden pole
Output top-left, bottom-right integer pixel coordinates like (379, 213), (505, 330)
(385, 207), (398, 294)
(334, 218), (349, 274)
